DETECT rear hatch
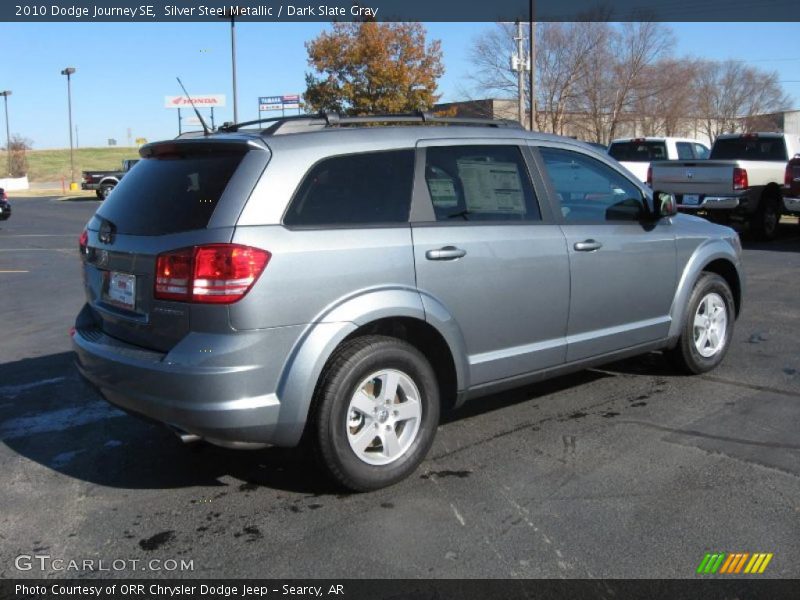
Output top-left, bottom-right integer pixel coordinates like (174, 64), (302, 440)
(80, 137), (269, 352)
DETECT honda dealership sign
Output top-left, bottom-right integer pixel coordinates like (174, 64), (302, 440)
(164, 94), (226, 108)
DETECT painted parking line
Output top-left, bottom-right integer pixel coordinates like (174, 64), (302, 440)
(0, 270), (29, 273)
(0, 377), (68, 399)
(0, 401), (126, 440)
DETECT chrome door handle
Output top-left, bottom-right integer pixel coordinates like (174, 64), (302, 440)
(426, 246), (467, 261)
(574, 239), (603, 252)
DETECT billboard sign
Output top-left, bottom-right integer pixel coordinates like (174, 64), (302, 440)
(260, 94), (301, 111)
(165, 94), (226, 109)
(259, 96), (283, 111)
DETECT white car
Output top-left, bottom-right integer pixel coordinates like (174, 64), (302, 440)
(608, 137), (710, 185)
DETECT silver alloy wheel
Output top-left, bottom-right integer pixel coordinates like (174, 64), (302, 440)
(693, 292), (728, 358)
(346, 369), (422, 466)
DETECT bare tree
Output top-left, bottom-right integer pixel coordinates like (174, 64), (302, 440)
(465, 22), (520, 118)
(535, 22), (610, 134)
(631, 59), (700, 137)
(694, 60), (790, 141)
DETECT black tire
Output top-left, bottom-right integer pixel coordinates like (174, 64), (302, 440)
(99, 184), (115, 200)
(667, 273), (735, 374)
(95, 189), (103, 199)
(312, 335), (440, 492)
(750, 195), (780, 241)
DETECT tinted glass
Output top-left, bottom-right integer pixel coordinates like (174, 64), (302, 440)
(710, 137), (787, 161)
(608, 141), (667, 162)
(676, 142), (694, 160)
(424, 145), (540, 222)
(96, 152), (244, 235)
(284, 150), (414, 226)
(540, 147), (645, 222)
(693, 144), (710, 159)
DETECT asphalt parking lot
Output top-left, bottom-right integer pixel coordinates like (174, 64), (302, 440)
(1, 196), (799, 579)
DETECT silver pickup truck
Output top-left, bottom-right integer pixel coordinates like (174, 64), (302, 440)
(650, 133), (800, 240)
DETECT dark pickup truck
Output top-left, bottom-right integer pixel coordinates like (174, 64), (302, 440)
(81, 159), (139, 199)
(784, 154), (800, 217)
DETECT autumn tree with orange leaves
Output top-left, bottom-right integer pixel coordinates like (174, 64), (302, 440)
(304, 22), (444, 115)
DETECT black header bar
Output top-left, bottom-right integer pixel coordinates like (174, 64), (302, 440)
(3, 0), (800, 22)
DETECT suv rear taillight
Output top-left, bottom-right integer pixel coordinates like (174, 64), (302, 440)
(733, 167), (748, 191)
(646, 165), (652, 187)
(786, 160), (800, 188)
(78, 229), (88, 254)
(155, 244), (270, 304)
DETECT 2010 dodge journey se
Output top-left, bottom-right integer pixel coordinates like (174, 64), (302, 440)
(73, 113), (743, 491)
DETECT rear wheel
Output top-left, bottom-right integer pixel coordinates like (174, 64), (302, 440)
(668, 273), (735, 374)
(750, 196), (780, 241)
(312, 335), (440, 491)
(98, 184), (115, 200)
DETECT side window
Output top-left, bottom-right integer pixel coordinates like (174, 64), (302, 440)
(424, 145), (540, 222)
(539, 147), (645, 223)
(284, 150), (414, 226)
(694, 144), (710, 159)
(676, 142), (694, 160)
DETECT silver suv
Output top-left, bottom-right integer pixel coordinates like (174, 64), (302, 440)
(73, 113), (743, 491)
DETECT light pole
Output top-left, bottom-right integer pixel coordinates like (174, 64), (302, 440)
(529, 0), (537, 130)
(0, 90), (11, 176)
(218, 9), (239, 123)
(61, 67), (77, 186)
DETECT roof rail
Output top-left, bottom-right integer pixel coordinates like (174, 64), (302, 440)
(217, 111), (523, 134)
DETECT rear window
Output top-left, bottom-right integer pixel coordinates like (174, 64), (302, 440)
(95, 152), (244, 235)
(608, 141), (667, 162)
(284, 150), (414, 227)
(710, 137), (787, 161)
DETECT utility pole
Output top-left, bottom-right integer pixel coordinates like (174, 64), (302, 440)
(529, 1), (536, 130)
(0, 91), (11, 176)
(514, 21), (525, 127)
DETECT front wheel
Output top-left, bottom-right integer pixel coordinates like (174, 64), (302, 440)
(312, 335), (440, 491)
(667, 273), (735, 374)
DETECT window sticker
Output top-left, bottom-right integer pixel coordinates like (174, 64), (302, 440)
(428, 179), (459, 208)
(457, 160), (525, 213)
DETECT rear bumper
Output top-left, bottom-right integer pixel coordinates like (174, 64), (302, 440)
(678, 196), (741, 210)
(72, 306), (307, 446)
(81, 183), (99, 191)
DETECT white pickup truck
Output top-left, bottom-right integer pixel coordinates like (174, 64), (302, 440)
(608, 137), (710, 185)
(650, 132), (800, 240)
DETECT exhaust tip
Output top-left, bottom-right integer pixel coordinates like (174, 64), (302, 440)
(169, 425), (201, 444)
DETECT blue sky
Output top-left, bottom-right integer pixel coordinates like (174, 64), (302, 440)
(1, 21), (798, 149)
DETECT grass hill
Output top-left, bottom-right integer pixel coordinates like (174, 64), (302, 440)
(0, 147), (140, 183)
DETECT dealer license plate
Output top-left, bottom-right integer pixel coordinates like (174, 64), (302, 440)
(105, 272), (136, 310)
(682, 194), (700, 205)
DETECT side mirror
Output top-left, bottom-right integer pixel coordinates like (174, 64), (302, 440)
(653, 191), (677, 219)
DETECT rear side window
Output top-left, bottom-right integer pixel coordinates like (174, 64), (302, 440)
(694, 143), (710, 159)
(424, 145), (540, 222)
(676, 142), (694, 160)
(284, 150), (414, 227)
(608, 141), (667, 162)
(96, 152), (244, 235)
(710, 137), (787, 161)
